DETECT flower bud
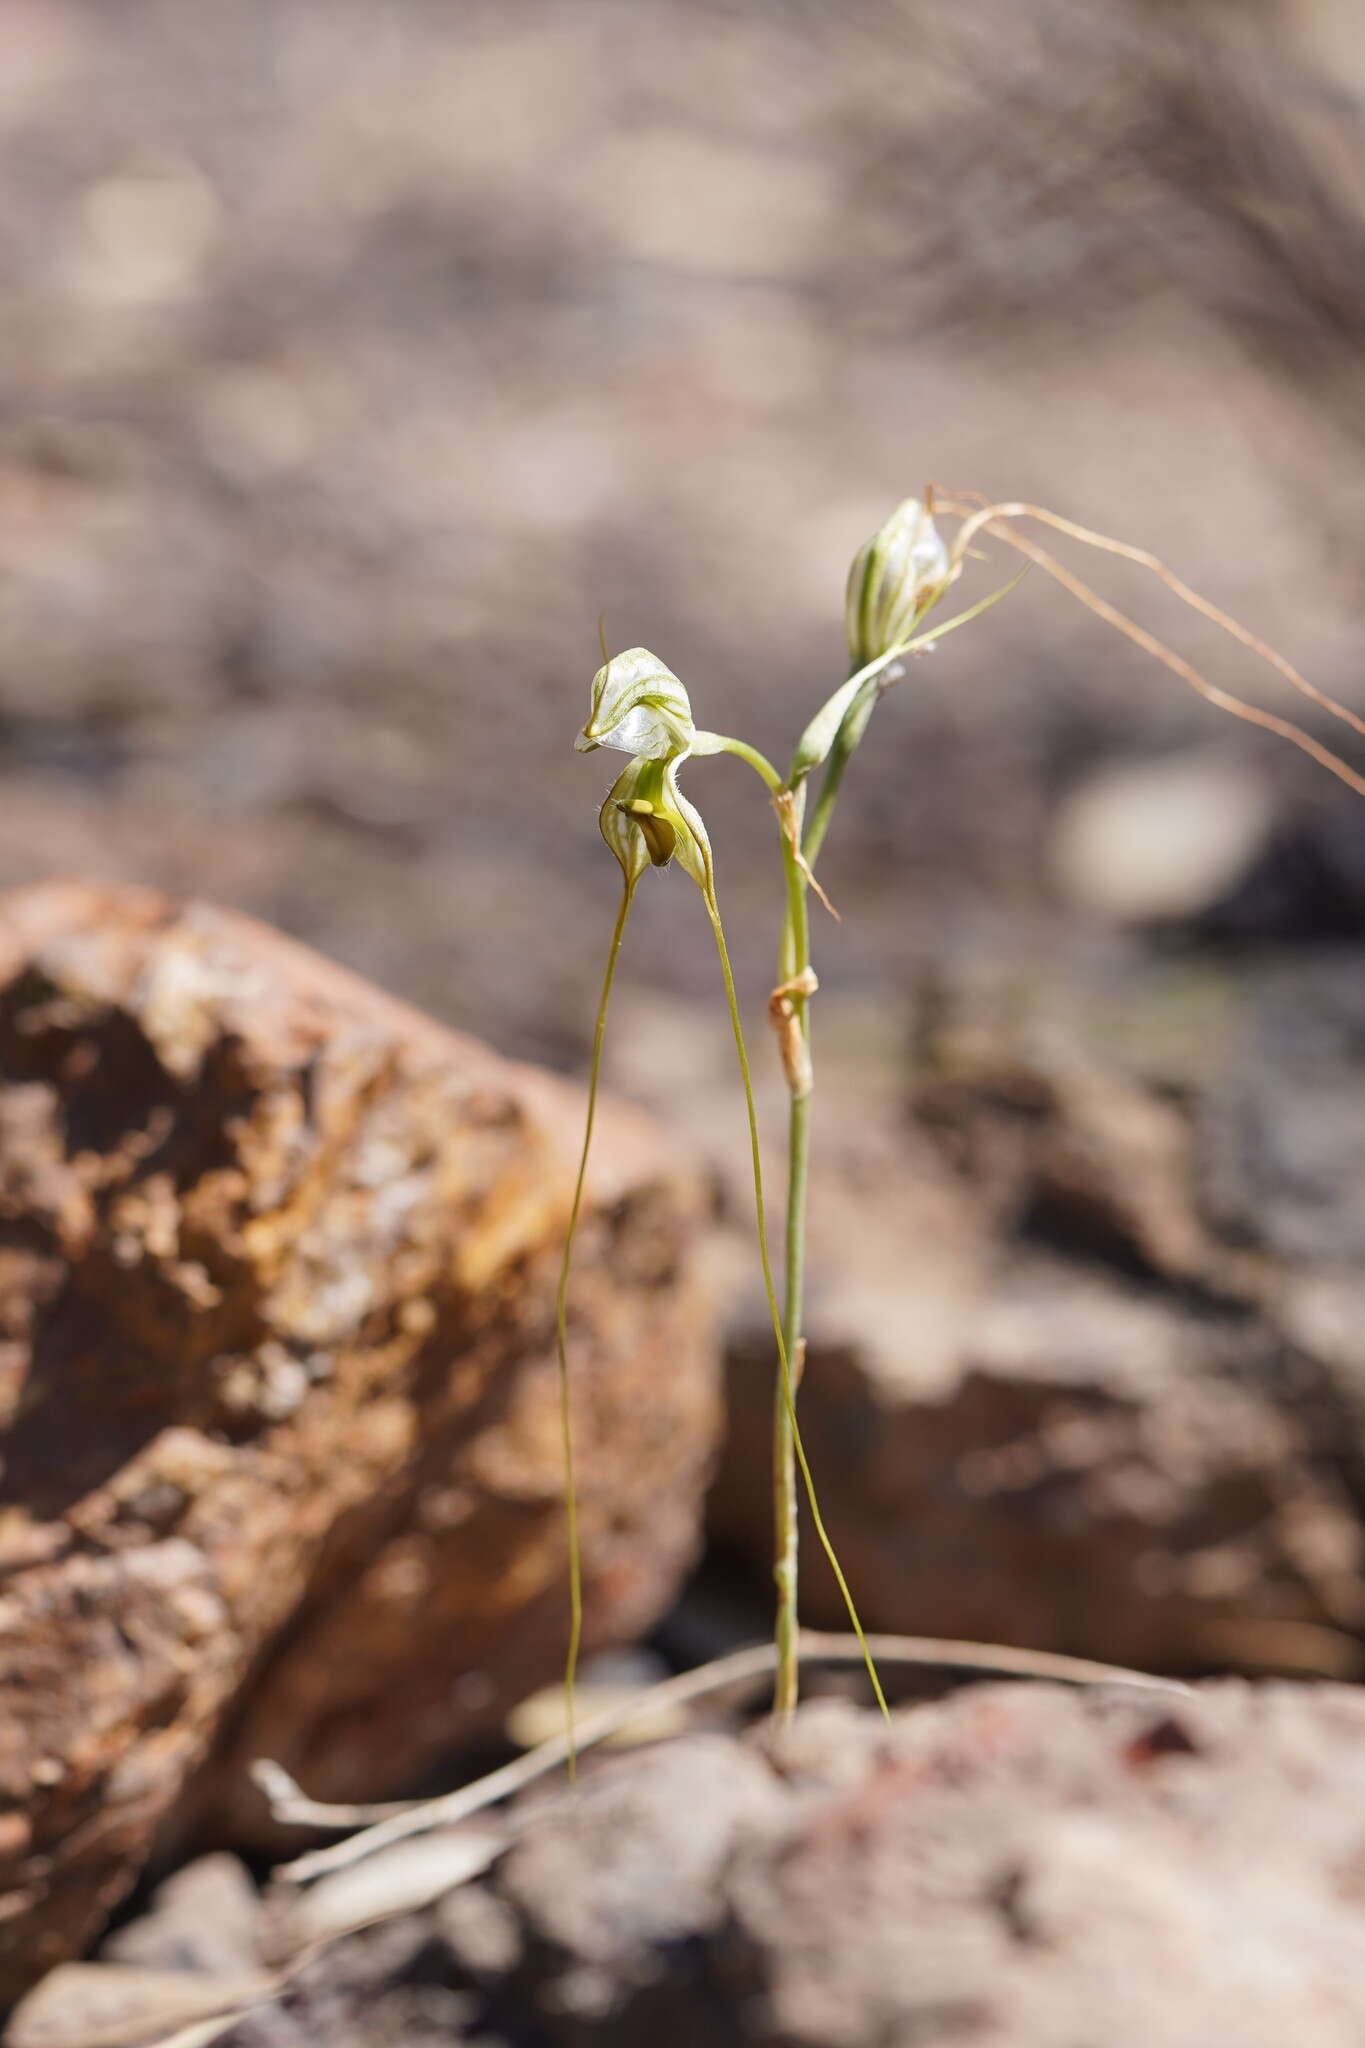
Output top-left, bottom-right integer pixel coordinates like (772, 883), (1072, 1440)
(576, 647), (694, 760)
(845, 498), (949, 669)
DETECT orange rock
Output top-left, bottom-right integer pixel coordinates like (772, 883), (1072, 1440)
(0, 884), (718, 2000)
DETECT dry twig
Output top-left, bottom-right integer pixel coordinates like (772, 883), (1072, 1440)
(264, 1629), (1188, 1886)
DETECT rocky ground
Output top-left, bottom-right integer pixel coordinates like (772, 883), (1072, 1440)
(18, 1682), (1365, 2047)
(0, 883), (717, 2002)
(711, 947), (1365, 1679)
(4, 878), (1365, 2040)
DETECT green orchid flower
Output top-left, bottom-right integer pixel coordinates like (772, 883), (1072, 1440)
(577, 648), (714, 891)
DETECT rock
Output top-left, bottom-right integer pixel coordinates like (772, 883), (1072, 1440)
(1189, 783), (1365, 945)
(213, 1917), (479, 2048)
(101, 1856), (262, 1977)
(0, 883), (718, 2002)
(272, 1826), (506, 1956)
(1195, 954), (1365, 1265)
(215, 1682), (1365, 2045)
(5, 1961), (274, 2048)
(1049, 749), (1276, 924)
(710, 953), (1365, 1677)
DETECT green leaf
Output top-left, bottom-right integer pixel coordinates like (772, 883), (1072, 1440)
(790, 671), (869, 780)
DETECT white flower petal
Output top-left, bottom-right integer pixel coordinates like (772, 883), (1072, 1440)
(580, 647), (695, 760)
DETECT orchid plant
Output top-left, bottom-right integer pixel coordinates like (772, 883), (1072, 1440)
(256, 490), (1365, 1878)
(557, 489), (1365, 1765)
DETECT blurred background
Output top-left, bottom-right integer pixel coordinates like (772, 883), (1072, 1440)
(2, 0), (1363, 1069)
(8, 7), (1365, 2020)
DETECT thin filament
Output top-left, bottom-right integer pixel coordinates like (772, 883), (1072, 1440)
(700, 880), (890, 1719)
(554, 876), (637, 1778)
(973, 524), (1365, 798)
(935, 493), (1365, 794)
(945, 493), (1365, 743)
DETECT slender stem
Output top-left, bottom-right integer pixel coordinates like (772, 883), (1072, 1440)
(693, 697), (812, 1712)
(554, 877), (637, 1779)
(696, 732), (784, 792)
(693, 732), (815, 1716)
(701, 881), (888, 1721)
(772, 807), (812, 1717)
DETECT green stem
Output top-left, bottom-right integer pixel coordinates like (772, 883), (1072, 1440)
(694, 729), (810, 1714)
(696, 732), (784, 792)
(554, 876), (637, 1778)
(702, 879), (888, 1721)
(772, 803), (811, 1717)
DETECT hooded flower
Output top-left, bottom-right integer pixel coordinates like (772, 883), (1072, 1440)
(575, 647), (694, 760)
(844, 498), (949, 670)
(578, 648), (713, 891)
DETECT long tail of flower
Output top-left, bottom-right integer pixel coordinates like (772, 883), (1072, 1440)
(554, 877), (638, 1778)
